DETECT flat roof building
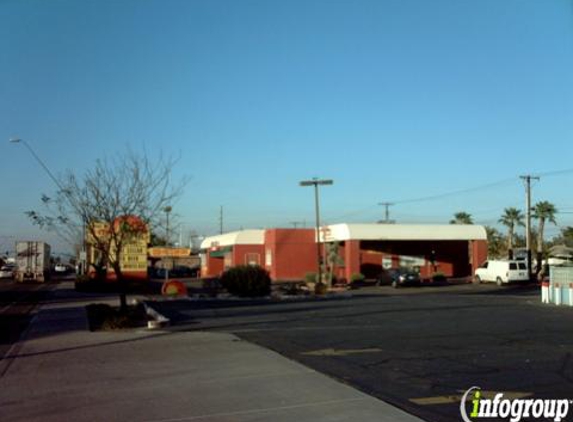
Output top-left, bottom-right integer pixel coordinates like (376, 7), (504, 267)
(200, 224), (488, 283)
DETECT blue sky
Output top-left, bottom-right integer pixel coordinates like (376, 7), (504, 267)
(1, 0), (573, 254)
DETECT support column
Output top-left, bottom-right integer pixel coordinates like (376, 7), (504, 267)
(344, 240), (361, 282)
(471, 240), (488, 275)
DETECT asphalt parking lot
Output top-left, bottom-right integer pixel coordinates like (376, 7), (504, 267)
(150, 283), (573, 422)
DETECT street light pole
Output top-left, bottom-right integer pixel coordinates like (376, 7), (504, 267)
(10, 138), (64, 191)
(299, 178), (333, 286)
(164, 206), (172, 281)
(10, 138), (88, 274)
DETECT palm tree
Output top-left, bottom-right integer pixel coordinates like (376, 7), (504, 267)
(324, 242), (344, 288)
(498, 207), (524, 259)
(450, 212), (473, 225)
(532, 201), (557, 274)
(485, 226), (505, 259)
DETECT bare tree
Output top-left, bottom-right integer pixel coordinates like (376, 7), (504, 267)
(27, 149), (185, 311)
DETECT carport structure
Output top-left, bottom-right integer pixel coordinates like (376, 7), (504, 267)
(321, 224), (488, 281)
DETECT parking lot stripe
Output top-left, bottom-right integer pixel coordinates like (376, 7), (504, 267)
(301, 347), (383, 357)
(410, 391), (533, 406)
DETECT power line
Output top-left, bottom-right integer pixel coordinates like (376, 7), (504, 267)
(396, 166), (573, 205)
(537, 168), (573, 177)
(327, 204), (380, 222)
(391, 177), (517, 205)
(327, 169), (571, 223)
(326, 177), (517, 222)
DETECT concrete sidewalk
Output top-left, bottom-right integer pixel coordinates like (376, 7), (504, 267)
(0, 282), (423, 422)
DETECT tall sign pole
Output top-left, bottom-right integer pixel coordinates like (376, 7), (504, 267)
(299, 178), (333, 285)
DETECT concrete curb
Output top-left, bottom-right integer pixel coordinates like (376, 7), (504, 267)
(138, 300), (170, 329)
(144, 291), (354, 303)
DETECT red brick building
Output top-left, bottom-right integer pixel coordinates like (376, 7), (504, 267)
(200, 224), (488, 282)
(200, 230), (266, 277)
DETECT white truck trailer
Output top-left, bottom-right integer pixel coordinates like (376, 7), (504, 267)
(15, 241), (51, 282)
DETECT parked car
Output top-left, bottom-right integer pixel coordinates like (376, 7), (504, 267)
(0, 265), (15, 279)
(378, 267), (421, 288)
(173, 265), (199, 277)
(155, 265), (199, 279)
(54, 264), (69, 273)
(474, 260), (529, 285)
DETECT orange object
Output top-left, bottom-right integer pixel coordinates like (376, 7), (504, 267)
(161, 280), (187, 296)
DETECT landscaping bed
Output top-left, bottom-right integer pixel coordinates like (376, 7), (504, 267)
(86, 303), (150, 331)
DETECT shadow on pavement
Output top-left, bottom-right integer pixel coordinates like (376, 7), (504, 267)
(149, 295), (512, 334)
(2, 329), (175, 360)
(459, 283), (539, 296)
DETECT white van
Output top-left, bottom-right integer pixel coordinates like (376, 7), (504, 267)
(474, 260), (529, 285)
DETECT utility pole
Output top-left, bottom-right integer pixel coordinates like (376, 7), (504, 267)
(378, 202), (394, 224)
(164, 206), (172, 281)
(219, 206), (223, 234)
(520, 175), (539, 280)
(290, 221), (305, 229)
(299, 178), (333, 286)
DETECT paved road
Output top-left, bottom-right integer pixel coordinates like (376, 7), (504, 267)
(150, 283), (573, 422)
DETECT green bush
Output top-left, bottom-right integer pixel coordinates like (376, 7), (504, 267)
(220, 265), (271, 297)
(304, 272), (317, 284)
(350, 273), (365, 283)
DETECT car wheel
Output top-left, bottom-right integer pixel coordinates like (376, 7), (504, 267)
(496, 277), (503, 286)
(473, 275), (481, 284)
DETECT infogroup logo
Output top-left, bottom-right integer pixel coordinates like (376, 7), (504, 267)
(460, 386), (571, 422)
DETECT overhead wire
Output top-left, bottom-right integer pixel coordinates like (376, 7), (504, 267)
(324, 167), (573, 223)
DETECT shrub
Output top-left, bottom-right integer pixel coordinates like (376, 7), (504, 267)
(220, 265), (271, 297)
(350, 273), (365, 283)
(304, 272), (317, 284)
(432, 272), (447, 283)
